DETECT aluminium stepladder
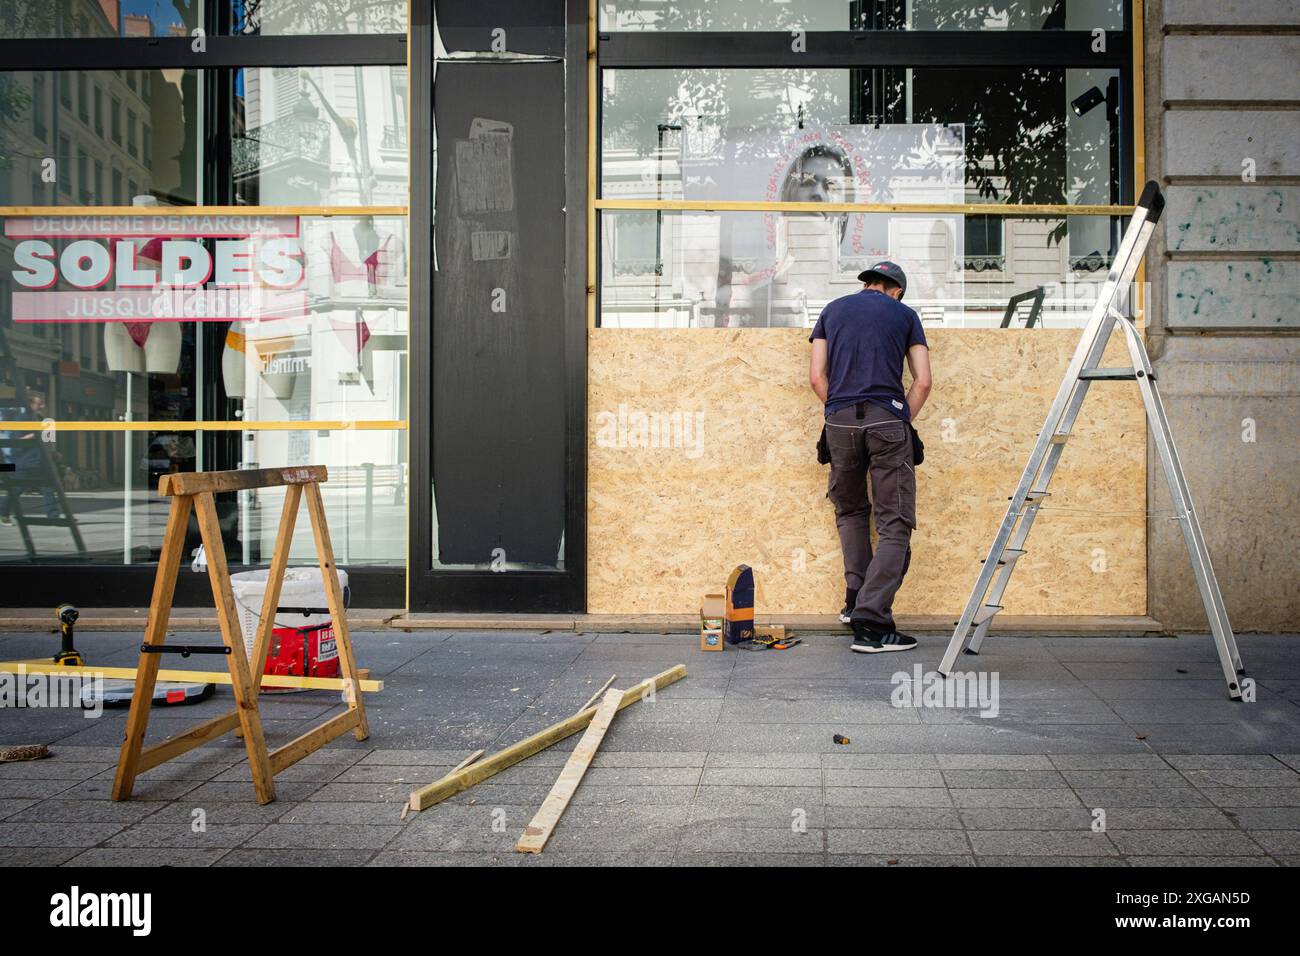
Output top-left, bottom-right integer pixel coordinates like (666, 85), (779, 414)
(937, 181), (1247, 700)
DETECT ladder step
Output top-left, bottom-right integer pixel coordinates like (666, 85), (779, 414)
(1080, 367), (1139, 380)
(981, 548), (1027, 567)
(14, 517), (74, 526)
(1013, 491), (1050, 503)
(973, 604), (1003, 626)
(1049, 433), (1069, 445)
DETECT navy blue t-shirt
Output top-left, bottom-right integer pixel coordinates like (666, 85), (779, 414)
(809, 289), (928, 421)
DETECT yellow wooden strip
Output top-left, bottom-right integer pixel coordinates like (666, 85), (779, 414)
(409, 665), (686, 812)
(1, 661), (383, 693)
(0, 420), (408, 432)
(594, 198), (1135, 217)
(517, 687), (622, 853)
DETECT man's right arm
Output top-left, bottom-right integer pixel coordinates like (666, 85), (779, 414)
(905, 343), (932, 421)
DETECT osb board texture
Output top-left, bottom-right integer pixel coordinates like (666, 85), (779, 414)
(588, 328), (1146, 616)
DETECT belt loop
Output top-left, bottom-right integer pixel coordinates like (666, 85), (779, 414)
(855, 401), (865, 420)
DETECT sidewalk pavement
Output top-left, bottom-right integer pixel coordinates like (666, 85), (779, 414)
(2, 629), (1298, 867)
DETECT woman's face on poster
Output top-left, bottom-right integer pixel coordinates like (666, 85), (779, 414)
(783, 153), (852, 207)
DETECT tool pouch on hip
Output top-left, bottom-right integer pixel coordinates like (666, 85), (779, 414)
(909, 423), (925, 466)
(816, 425), (831, 465)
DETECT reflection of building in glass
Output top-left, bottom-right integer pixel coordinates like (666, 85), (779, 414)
(0, 4), (187, 500)
(230, 67), (409, 564)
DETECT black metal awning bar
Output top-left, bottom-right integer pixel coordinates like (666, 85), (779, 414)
(0, 34), (407, 71)
(598, 31), (1127, 69)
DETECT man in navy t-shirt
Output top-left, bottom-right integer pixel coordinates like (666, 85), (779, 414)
(809, 260), (932, 653)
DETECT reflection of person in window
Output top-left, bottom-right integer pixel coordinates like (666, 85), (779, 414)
(716, 145), (855, 328)
(0, 392), (59, 525)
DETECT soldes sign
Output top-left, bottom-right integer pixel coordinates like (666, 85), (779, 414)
(6, 214), (307, 323)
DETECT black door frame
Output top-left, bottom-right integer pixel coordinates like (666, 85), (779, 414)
(406, 0), (588, 613)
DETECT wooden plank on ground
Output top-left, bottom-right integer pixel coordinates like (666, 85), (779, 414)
(409, 664), (686, 812)
(516, 687), (622, 854)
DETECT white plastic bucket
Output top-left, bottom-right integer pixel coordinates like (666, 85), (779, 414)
(230, 567), (349, 659)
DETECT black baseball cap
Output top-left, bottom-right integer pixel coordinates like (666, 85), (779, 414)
(857, 260), (908, 298)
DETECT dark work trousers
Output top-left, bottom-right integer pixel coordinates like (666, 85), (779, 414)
(825, 402), (916, 632)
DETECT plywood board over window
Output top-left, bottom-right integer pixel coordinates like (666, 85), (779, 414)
(587, 327), (1145, 616)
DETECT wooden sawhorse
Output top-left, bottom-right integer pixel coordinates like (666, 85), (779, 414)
(112, 465), (368, 805)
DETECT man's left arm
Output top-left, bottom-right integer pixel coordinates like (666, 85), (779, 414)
(809, 337), (829, 404)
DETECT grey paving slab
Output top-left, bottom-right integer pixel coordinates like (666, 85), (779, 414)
(700, 767), (821, 787)
(826, 828), (969, 855)
(1107, 829), (1268, 856)
(1221, 807), (1300, 828)
(4, 847), (83, 865)
(949, 788), (1083, 809)
(244, 823), (401, 850)
(102, 823), (267, 849)
(825, 787), (955, 808)
(671, 851), (823, 866)
(1103, 807), (1238, 829)
(0, 821), (125, 847)
(142, 801), (293, 825)
(215, 848), (380, 867)
(825, 806), (963, 829)
(1180, 767), (1300, 788)
(0, 758), (110, 780)
(821, 752), (940, 769)
(967, 830), (1119, 857)
(823, 768), (944, 788)
(1165, 754), (1295, 770)
(1247, 830), (1300, 855)
(1195, 787), (1300, 807)
(977, 856), (1130, 867)
(688, 803), (825, 829)
(941, 769), (1070, 789)
(3, 798), (164, 825)
(1059, 768), (1190, 788)
(1126, 856), (1277, 867)
(959, 808), (1095, 830)
(694, 785), (823, 809)
(934, 754), (1056, 770)
(827, 854), (977, 866)
(677, 824), (820, 854)
(704, 751), (820, 769)
(1048, 753), (1173, 770)
(1072, 787), (1212, 808)
(0, 797), (36, 820)
(63, 847), (230, 867)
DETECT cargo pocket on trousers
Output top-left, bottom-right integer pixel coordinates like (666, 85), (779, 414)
(826, 426), (862, 470)
(899, 461), (917, 530)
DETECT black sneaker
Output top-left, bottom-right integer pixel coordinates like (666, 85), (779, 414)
(850, 621), (918, 654)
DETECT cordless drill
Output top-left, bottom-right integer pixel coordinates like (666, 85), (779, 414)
(54, 604), (84, 666)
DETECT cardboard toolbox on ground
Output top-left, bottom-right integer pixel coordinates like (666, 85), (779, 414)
(700, 593), (724, 651)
